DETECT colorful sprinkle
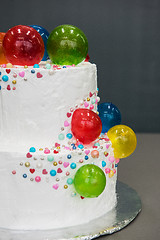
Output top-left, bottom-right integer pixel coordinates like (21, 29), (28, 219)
(2, 75), (9, 82)
(70, 163), (76, 169)
(58, 133), (65, 140)
(64, 185), (68, 189)
(91, 150), (99, 158)
(57, 168), (62, 173)
(19, 71), (25, 77)
(33, 64), (39, 68)
(12, 170), (16, 175)
(35, 176), (41, 182)
(25, 162), (30, 167)
(84, 155), (89, 160)
(50, 170), (56, 176)
(64, 120), (70, 127)
(102, 161), (106, 167)
(23, 174), (27, 178)
(78, 144), (84, 149)
(63, 162), (69, 168)
(45, 63), (51, 69)
(44, 149), (50, 154)
(66, 133), (73, 139)
(109, 170), (114, 178)
(105, 168), (111, 174)
(31, 69), (35, 73)
(47, 155), (54, 162)
(26, 152), (32, 158)
(29, 147), (36, 153)
(67, 154), (72, 159)
(53, 184), (59, 190)
(37, 72), (43, 78)
(108, 156), (115, 163)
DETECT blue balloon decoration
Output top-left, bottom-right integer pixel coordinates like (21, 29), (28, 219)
(29, 25), (49, 61)
(98, 103), (121, 133)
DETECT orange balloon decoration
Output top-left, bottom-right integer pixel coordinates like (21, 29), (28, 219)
(0, 33), (8, 64)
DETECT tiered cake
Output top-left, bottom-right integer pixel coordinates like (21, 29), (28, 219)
(0, 24), (136, 230)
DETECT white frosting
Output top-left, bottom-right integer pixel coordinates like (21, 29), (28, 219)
(0, 139), (117, 230)
(0, 62), (118, 230)
(0, 62), (97, 149)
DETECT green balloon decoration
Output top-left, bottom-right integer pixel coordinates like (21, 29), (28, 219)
(47, 25), (88, 65)
(74, 164), (106, 198)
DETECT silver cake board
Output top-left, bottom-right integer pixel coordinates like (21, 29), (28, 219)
(0, 181), (142, 240)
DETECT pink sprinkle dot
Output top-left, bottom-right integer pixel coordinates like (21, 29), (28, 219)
(108, 156), (115, 163)
(90, 104), (94, 110)
(44, 149), (50, 154)
(115, 158), (120, 164)
(12, 170), (16, 175)
(35, 176), (41, 182)
(84, 102), (89, 108)
(58, 161), (62, 164)
(79, 159), (83, 163)
(66, 171), (70, 176)
(113, 169), (116, 174)
(105, 168), (111, 174)
(1, 64), (6, 68)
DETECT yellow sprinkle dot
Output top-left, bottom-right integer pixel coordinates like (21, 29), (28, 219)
(109, 170), (114, 178)
(57, 146), (60, 150)
(87, 97), (90, 101)
(104, 151), (108, 156)
(53, 161), (57, 166)
(24, 65), (28, 69)
(64, 185), (68, 189)
(25, 162), (30, 167)
(12, 80), (16, 84)
(39, 148), (43, 151)
(6, 63), (13, 68)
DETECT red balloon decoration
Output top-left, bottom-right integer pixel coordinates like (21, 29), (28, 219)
(71, 108), (102, 144)
(3, 25), (44, 66)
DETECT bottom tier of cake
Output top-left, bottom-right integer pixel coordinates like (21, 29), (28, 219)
(0, 139), (118, 230)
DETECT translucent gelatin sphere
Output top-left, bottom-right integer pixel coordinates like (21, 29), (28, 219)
(47, 25), (88, 65)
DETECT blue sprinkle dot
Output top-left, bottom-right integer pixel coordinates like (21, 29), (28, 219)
(0, 72), (1, 75)
(33, 64), (39, 68)
(23, 174), (27, 178)
(78, 144), (84, 149)
(115, 164), (118, 168)
(63, 66), (66, 68)
(66, 133), (73, 139)
(50, 170), (56, 176)
(85, 155), (89, 160)
(71, 143), (75, 146)
(2, 75), (9, 82)
(0, 86), (1, 90)
(31, 69), (35, 73)
(97, 88), (99, 91)
(70, 163), (76, 169)
(102, 161), (106, 167)
(67, 178), (73, 185)
(29, 147), (36, 152)
(67, 154), (72, 159)
(72, 146), (76, 150)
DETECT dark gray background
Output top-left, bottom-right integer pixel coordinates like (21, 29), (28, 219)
(0, 0), (160, 132)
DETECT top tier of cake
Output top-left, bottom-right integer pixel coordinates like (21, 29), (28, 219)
(0, 62), (97, 149)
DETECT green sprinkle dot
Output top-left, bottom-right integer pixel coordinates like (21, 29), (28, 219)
(91, 98), (96, 104)
(47, 155), (54, 162)
(58, 133), (65, 140)
(67, 178), (73, 185)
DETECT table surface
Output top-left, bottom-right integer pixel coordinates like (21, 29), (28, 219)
(98, 133), (160, 240)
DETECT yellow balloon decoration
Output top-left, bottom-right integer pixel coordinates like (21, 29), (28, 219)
(107, 125), (137, 158)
